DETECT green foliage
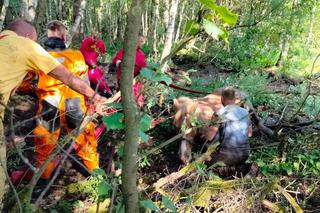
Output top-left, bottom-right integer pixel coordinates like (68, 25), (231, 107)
(103, 112), (125, 130)
(67, 169), (112, 201)
(140, 196), (177, 213)
(252, 136), (320, 177)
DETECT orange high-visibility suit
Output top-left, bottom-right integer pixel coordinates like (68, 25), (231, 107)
(33, 50), (99, 179)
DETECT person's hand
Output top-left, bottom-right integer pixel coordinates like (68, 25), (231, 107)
(93, 94), (117, 116)
(86, 94), (107, 115)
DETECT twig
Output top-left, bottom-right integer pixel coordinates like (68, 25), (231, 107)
(55, 142), (92, 175)
(0, 160), (23, 213)
(6, 105), (37, 172)
(108, 180), (118, 213)
(276, 103), (288, 125)
(145, 128), (193, 156)
(34, 114), (97, 206)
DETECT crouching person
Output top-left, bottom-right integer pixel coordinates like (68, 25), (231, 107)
(34, 20), (100, 179)
(206, 87), (252, 169)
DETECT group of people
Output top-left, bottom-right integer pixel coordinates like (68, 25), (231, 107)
(0, 19), (253, 196)
(0, 19), (147, 185)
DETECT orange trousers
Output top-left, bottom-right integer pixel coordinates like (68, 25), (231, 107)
(33, 94), (99, 179)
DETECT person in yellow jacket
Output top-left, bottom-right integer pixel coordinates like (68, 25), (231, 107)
(33, 20), (99, 179)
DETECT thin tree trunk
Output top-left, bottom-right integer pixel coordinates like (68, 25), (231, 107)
(174, 0), (185, 42)
(276, 0), (297, 66)
(152, 0), (160, 61)
(20, 0), (29, 19)
(306, 0), (317, 45)
(0, 0), (8, 30)
(0, 121), (8, 211)
(67, 0), (86, 46)
(34, 0), (47, 35)
(28, 0), (37, 22)
(120, 0), (144, 211)
(163, 0), (169, 29)
(160, 0), (180, 71)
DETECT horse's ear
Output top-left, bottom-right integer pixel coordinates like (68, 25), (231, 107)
(173, 98), (179, 110)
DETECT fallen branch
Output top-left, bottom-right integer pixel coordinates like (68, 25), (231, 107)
(152, 144), (218, 191)
(249, 106), (275, 139)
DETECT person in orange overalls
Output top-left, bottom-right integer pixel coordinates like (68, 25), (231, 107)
(33, 21), (99, 179)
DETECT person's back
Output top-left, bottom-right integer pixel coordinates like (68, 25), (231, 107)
(0, 30), (59, 104)
(207, 87), (252, 167)
(216, 104), (250, 156)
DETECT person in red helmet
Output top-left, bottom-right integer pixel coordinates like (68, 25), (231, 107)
(80, 33), (112, 98)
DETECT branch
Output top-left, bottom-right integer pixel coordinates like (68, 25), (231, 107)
(0, 161), (23, 213)
(1, 103), (37, 173)
(151, 143), (218, 191)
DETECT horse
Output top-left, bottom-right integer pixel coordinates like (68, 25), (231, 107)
(173, 89), (248, 164)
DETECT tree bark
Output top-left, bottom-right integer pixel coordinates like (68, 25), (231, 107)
(67, 0), (86, 47)
(163, 0), (169, 29)
(34, 0), (47, 35)
(0, 0), (8, 30)
(174, 0), (185, 42)
(160, 0), (180, 71)
(0, 121), (8, 212)
(28, 0), (37, 22)
(306, 0), (317, 45)
(20, 0), (29, 20)
(120, 0), (144, 212)
(152, 0), (160, 61)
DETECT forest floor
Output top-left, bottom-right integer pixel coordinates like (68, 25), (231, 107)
(4, 63), (320, 212)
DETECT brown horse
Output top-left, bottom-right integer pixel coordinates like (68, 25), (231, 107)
(173, 89), (248, 164)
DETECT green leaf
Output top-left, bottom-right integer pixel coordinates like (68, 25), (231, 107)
(102, 113), (125, 130)
(213, 5), (238, 26)
(92, 168), (107, 177)
(139, 131), (149, 142)
(193, 188), (212, 207)
(140, 114), (152, 132)
(97, 180), (112, 197)
(105, 102), (123, 109)
(184, 20), (201, 36)
(140, 68), (155, 80)
(203, 19), (223, 40)
(198, 0), (237, 26)
(147, 62), (160, 70)
(154, 72), (173, 85)
(140, 200), (160, 212)
(256, 159), (266, 167)
(162, 196), (177, 212)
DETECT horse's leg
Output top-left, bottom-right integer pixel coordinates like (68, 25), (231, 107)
(179, 139), (192, 164)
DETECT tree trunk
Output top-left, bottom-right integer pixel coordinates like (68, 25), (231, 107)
(120, 0), (144, 212)
(20, 0), (38, 22)
(67, 0), (86, 47)
(0, 121), (8, 212)
(174, 0), (185, 42)
(20, 0), (28, 19)
(28, 0), (37, 22)
(160, 0), (180, 71)
(276, 0), (297, 66)
(163, 0), (169, 29)
(152, 0), (160, 61)
(306, 0), (317, 45)
(0, 0), (8, 30)
(34, 0), (47, 36)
